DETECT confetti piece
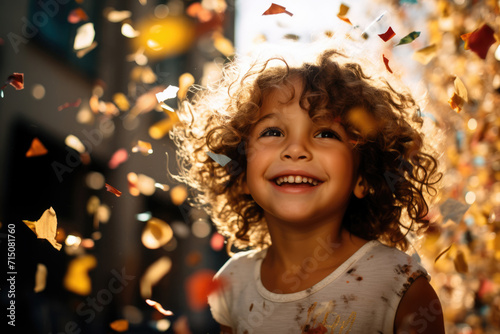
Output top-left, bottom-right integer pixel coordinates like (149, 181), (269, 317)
(382, 54), (393, 73)
(412, 44), (437, 65)
(396, 31), (421, 46)
(108, 148), (128, 169)
(26, 137), (48, 157)
(146, 299), (174, 316)
(128, 172), (140, 196)
(347, 107), (381, 137)
(467, 24), (496, 59)
(140, 256), (172, 299)
(64, 255), (97, 295)
(1, 73), (24, 95)
(112, 92), (130, 111)
(68, 8), (89, 24)
(131, 86), (166, 116)
(137, 174), (156, 196)
(132, 140), (153, 155)
(105, 183), (122, 197)
(361, 12), (386, 39)
(170, 185), (188, 205)
(34, 263), (48, 293)
(109, 319), (129, 332)
(155, 85), (179, 103)
(142, 218), (173, 249)
(23, 207), (62, 250)
(460, 32), (473, 50)
(178, 73), (195, 100)
(213, 32), (235, 57)
(57, 98), (82, 111)
(448, 76), (468, 113)
(185, 269), (224, 310)
(207, 151), (232, 167)
(378, 27), (395, 42)
(439, 198), (470, 223)
(262, 3), (293, 16)
(186, 2), (213, 22)
(103, 8), (132, 23)
(454, 250), (468, 273)
(121, 22), (140, 38)
(74, 22), (95, 50)
(434, 244), (453, 263)
(76, 41), (98, 58)
(149, 112), (180, 139)
(336, 3), (352, 25)
(65, 134), (86, 153)
(210, 232), (225, 251)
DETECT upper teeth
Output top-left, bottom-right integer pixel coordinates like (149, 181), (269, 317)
(275, 175), (319, 186)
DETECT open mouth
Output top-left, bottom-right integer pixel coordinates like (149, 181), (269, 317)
(273, 175), (322, 186)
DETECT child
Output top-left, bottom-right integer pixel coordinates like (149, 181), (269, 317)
(171, 44), (444, 333)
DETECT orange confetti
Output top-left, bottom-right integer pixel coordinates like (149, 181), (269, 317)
(186, 2), (213, 22)
(448, 92), (464, 113)
(68, 8), (89, 24)
(145, 299), (174, 316)
(26, 137), (48, 157)
(382, 54), (393, 73)
(57, 98), (82, 111)
(132, 140), (153, 155)
(185, 269), (224, 310)
(460, 32), (473, 50)
(262, 3), (293, 16)
(378, 27), (395, 42)
(109, 319), (129, 332)
(105, 183), (122, 197)
(1, 73), (24, 94)
(336, 3), (351, 25)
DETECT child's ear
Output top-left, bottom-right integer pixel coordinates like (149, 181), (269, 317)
(353, 175), (369, 199)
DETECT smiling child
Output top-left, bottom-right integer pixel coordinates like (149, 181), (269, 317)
(171, 45), (444, 333)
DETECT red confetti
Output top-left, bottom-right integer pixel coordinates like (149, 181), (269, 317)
(68, 8), (89, 24)
(26, 137), (48, 157)
(185, 269), (225, 310)
(467, 24), (496, 59)
(57, 98), (82, 111)
(262, 3), (293, 16)
(108, 148), (128, 169)
(378, 27), (395, 42)
(1, 73), (24, 92)
(382, 54), (393, 73)
(105, 183), (122, 197)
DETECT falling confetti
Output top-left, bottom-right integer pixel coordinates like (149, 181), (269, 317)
(131, 140), (153, 155)
(453, 250), (468, 273)
(186, 2), (214, 23)
(74, 22), (95, 50)
(378, 27), (395, 42)
(64, 255), (97, 295)
(185, 269), (224, 310)
(396, 31), (421, 46)
(108, 148), (128, 169)
(336, 3), (352, 25)
(177, 73), (195, 100)
(141, 218), (173, 249)
(466, 24), (496, 59)
(207, 152), (232, 167)
(57, 98), (82, 111)
(382, 54), (393, 73)
(412, 44), (437, 65)
(155, 85), (179, 104)
(109, 319), (129, 332)
(213, 32), (235, 57)
(23, 207), (62, 250)
(68, 8), (89, 24)
(1, 73), (24, 97)
(34, 263), (48, 293)
(112, 92), (130, 111)
(434, 244), (453, 263)
(145, 299), (174, 316)
(105, 183), (122, 197)
(448, 76), (468, 113)
(262, 3), (293, 16)
(140, 256), (172, 299)
(25, 137), (48, 157)
(170, 185), (188, 206)
(439, 198), (470, 223)
(103, 8), (132, 23)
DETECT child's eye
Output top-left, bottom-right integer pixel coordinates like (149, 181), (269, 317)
(259, 127), (283, 137)
(315, 129), (342, 140)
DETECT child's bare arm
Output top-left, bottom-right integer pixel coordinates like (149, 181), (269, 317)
(219, 324), (233, 334)
(394, 276), (445, 334)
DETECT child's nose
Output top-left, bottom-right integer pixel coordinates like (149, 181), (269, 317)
(280, 143), (311, 161)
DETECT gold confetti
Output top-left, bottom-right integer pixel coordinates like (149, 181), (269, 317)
(140, 256), (172, 299)
(64, 255), (97, 295)
(146, 299), (174, 316)
(25, 137), (48, 157)
(109, 319), (129, 332)
(141, 218), (173, 249)
(23, 207), (62, 250)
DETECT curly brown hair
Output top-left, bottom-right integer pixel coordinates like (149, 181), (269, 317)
(171, 48), (441, 252)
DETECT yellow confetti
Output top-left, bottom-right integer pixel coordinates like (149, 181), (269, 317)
(140, 256), (172, 299)
(23, 207), (62, 250)
(112, 93), (130, 111)
(34, 263), (48, 293)
(453, 250), (468, 273)
(412, 44), (437, 65)
(141, 218), (173, 249)
(178, 73), (195, 100)
(64, 255), (97, 295)
(132, 140), (153, 155)
(213, 32), (235, 57)
(170, 185), (188, 206)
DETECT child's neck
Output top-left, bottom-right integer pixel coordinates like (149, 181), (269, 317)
(261, 224), (367, 294)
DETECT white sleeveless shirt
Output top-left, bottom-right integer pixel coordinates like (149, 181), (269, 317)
(208, 240), (428, 333)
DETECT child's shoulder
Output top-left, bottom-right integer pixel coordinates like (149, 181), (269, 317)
(214, 248), (267, 279)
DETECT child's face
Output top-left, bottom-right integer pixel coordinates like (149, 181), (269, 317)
(244, 79), (366, 227)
